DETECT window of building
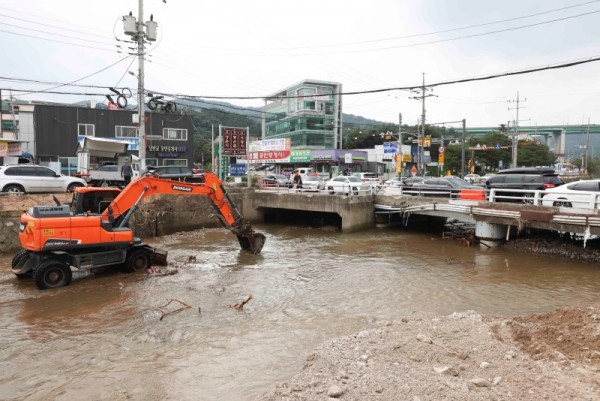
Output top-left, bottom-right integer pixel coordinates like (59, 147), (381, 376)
(297, 87), (316, 111)
(162, 128), (187, 141)
(78, 123), (95, 137)
(163, 158), (187, 167)
(146, 158), (158, 167)
(115, 126), (139, 138)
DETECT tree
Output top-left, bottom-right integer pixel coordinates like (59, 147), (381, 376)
(516, 141), (557, 167)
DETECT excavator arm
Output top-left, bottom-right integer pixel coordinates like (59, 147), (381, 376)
(103, 173), (265, 254)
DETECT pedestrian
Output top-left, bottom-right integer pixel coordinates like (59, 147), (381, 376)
(293, 171), (303, 190)
(121, 161), (133, 186)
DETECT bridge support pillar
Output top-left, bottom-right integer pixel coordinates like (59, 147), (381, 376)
(475, 221), (506, 248)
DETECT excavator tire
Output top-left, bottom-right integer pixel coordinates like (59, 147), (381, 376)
(11, 250), (32, 279)
(123, 248), (152, 273)
(33, 259), (72, 290)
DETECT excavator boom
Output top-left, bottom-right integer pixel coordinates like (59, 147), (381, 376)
(104, 173), (265, 254)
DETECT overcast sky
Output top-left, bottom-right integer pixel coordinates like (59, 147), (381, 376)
(1, 0), (599, 130)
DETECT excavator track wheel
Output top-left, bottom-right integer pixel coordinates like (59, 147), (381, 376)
(123, 248), (152, 273)
(32, 260), (72, 290)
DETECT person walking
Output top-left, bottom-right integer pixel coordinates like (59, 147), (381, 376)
(121, 161), (133, 186)
(293, 171), (303, 190)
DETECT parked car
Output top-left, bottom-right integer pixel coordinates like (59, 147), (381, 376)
(352, 172), (381, 188)
(301, 174), (325, 191)
(542, 179), (600, 209)
(142, 166), (204, 183)
(486, 168), (564, 203)
(464, 173), (481, 184)
(408, 177), (482, 198)
(262, 174), (293, 188)
(0, 165), (87, 194)
(325, 175), (371, 195)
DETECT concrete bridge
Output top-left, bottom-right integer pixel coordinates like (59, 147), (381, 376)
(241, 188), (600, 247)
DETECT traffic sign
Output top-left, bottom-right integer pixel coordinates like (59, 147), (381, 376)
(438, 146), (445, 154)
(495, 143), (500, 150)
(481, 144), (488, 150)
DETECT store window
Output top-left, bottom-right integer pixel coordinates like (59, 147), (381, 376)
(145, 158), (158, 168)
(59, 157), (78, 176)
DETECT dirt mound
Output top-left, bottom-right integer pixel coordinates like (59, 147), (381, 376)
(257, 306), (600, 401)
(497, 305), (600, 368)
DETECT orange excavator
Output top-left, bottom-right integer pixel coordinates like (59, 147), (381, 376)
(11, 172), (266, 290)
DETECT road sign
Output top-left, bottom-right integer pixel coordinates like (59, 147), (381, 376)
(495, 143), (500, 150)
(438, 146), (445, 154)
(481, 144), (488, 150)
(438, 153), (444, 164)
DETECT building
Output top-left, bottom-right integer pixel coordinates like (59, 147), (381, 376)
(263, 79), (342, 150)
(2, 103), (195, 173)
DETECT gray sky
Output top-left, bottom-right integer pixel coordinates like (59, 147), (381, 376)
(1, 0), (599, 129)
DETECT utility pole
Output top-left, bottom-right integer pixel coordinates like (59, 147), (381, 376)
(461, 119), (466, 178)
(410, 73), (436, 174)
(398, 112), (402, 176)
(507, 91), (526, 168)
(122, 1), (158, 171)
(9, 90), (18, 140)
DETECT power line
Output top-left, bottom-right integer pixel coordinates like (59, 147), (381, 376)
(0, 12), (114, 40)
(279, 0), (600, 50)
(0, 28), (118, 52)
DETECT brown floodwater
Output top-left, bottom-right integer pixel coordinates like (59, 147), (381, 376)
(2, 224), (600, 401)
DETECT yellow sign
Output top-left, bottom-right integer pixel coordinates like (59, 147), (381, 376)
(438, 153), (444, 164)
(42, 229), (55, 236)
(424, 136), (431, 147)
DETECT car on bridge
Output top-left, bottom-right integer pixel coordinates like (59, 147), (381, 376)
(486, 167), (564, 203)
(325, 175), (371, 196)
(262, 174), (293, 188)
(541, 179), (600, 209)
(301, 174), (326, 191)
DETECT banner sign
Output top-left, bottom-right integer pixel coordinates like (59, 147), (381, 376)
(249, 150), (291, 164)
(221, 127), (247, 156)
(383, 142), (399, 154)
(249, 138), (290, 152)
(290, 149), (310, 162)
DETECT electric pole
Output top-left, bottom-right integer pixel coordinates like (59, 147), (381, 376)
(410, 73), (436, 174)
(122, 1), (158, 171)
(507, 91), (526, 168)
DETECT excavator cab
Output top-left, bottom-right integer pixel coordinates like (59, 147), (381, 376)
(71, 187), (121, 215)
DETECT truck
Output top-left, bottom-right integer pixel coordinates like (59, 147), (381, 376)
(76, 136), (140, 187)
(11, 172), (266, 289)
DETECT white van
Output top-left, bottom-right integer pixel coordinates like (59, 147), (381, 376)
(290, 167), (313, 181)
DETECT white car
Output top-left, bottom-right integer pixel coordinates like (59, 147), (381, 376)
(0, 164), (87, 194)
(541, 179), (600, 209)
(325, 175), (372, 195)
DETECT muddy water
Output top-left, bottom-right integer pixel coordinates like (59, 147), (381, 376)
(2, 225), (600, 401)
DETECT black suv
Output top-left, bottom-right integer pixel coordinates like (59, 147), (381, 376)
(485, 167), (564, 203)
(142, 166), (204, 183)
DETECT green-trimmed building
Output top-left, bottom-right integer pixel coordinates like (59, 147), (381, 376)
(263, 79), (342, 150)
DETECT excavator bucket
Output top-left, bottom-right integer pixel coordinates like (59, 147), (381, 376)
(234, 225), (266, 254)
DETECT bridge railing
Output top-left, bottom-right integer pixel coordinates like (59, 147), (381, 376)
(381, 185), (600, 209)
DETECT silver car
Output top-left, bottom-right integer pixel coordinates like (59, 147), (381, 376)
(301, 174), (325, 191)
(0, 165), (87, 194)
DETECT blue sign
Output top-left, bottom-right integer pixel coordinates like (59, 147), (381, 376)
(230, 163), (246, 177)
(383, 142), (399, 154)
